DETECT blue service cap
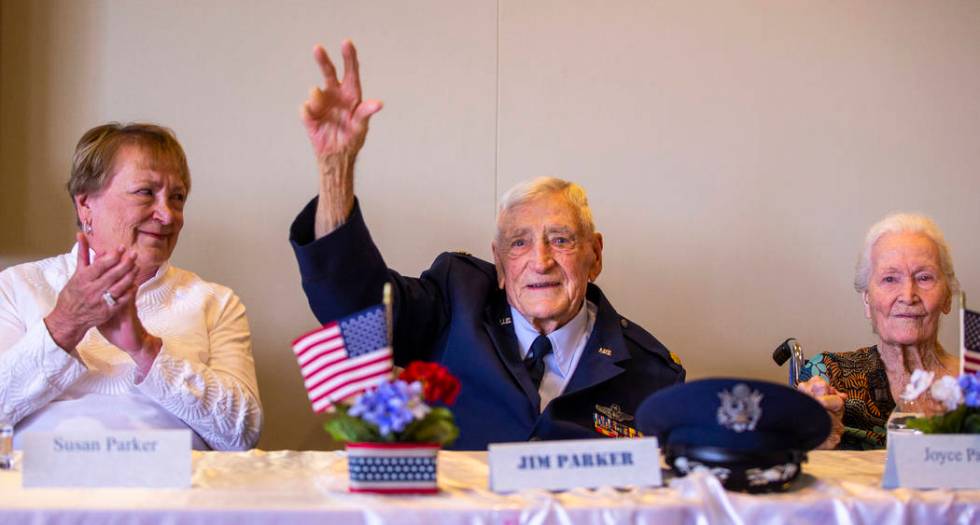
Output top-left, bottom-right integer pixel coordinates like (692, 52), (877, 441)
(636, 378), (830, 493)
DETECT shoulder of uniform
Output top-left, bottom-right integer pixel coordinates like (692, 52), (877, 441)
(619, 316), (684, 371)
(432, 251), (496, 279)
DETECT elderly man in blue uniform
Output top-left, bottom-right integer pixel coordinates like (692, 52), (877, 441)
(290, 40), (684, 450)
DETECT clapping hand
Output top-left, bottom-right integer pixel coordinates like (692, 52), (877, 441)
(798, 376), (848, 449)
(45, 233), (139, 352)
(96, 286), (161, 378)
(45, 233), (161, 375)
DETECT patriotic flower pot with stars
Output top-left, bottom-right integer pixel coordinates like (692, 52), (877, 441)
(346, 442), (440, 494)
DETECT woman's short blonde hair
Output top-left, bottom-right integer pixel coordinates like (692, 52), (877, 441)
(67, 122), (190, 225)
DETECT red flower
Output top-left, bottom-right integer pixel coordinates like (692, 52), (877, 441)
(399, 361), (461, 406)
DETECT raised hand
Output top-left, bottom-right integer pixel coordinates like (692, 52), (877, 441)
(301, 40), (383, 238)
(302, 40), (383, 162)
(44, 233), (139, 352)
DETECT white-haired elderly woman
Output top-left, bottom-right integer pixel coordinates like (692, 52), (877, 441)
(0, 123), (262, 450)
(799, 213), (959, 450)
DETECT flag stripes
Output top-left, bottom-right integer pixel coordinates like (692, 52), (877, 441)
(963, 307), (980, 375)
(292, 304), (393, 412)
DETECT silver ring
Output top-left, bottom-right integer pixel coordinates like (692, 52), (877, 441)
(102, 290), (117, 307)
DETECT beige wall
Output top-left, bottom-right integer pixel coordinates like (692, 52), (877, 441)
(2, 0), (978, 450)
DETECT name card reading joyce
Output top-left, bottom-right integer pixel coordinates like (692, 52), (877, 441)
(22, 430), (191, 488)
(488, 437), (662, 492)
(882, 432), (980, 489)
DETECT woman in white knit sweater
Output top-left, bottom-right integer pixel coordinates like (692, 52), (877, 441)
(0, 123), (262, 450)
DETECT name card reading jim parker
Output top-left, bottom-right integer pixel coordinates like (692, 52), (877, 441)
(488, 437), (662, 492)
(22, 430), (191, 488)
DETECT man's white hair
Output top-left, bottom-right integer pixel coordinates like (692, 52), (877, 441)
(854, 212), (959, 294)
(496, 177), (596, 240)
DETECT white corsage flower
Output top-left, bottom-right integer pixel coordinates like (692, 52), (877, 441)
(901, 369), (935, 401)
(406, 381), (432, 420)
(930, 375), (964, 411)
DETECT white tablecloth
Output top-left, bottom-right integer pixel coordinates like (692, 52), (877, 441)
(0, 450), (977, 524)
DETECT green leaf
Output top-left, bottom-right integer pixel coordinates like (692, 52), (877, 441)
(963, 411), (980, 434)
(399, 408), (459, 447)
(906, 406), (971, 434)
(936, 406), (968, 433)
(906, 416), (937, 433)
(323, 405), (382, 443)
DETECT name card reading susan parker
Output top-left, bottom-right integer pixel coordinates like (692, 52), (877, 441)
(22, 430), (191, 488)
(487, 437), (662, 492)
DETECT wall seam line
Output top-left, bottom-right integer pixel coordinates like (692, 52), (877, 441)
(493, 0), (500, 224)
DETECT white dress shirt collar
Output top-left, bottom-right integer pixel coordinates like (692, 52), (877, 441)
(510, 299), (597, 412)
(511, 301), (590, 376)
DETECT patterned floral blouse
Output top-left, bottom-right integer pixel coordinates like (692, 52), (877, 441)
(799, 346), (894, 450)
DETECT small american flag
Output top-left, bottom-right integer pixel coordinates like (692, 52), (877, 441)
(292, 304), (393, 412)
(963, 307), (980, 375)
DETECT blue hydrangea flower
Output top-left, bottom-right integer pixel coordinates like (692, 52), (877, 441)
(959, 372), (980, 408)
(349, 380), (429, 436)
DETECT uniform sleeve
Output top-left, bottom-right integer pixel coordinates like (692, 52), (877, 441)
(0, 279), (87, 426)
(289, 197), (450, 365)
(136, 291), (263, 451)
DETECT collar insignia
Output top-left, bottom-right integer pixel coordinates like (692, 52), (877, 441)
(717, 383), (764, 433)
(668, 351), (682, 365)
(595, 403), (633, 422)
(499, 317), (512, 326)
(598, 347), (613, 356)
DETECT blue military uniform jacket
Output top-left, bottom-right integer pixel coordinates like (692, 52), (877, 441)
(290, 198), (685, 450)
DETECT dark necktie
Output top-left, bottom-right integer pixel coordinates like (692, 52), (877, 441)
(523, 335), (553, 389)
